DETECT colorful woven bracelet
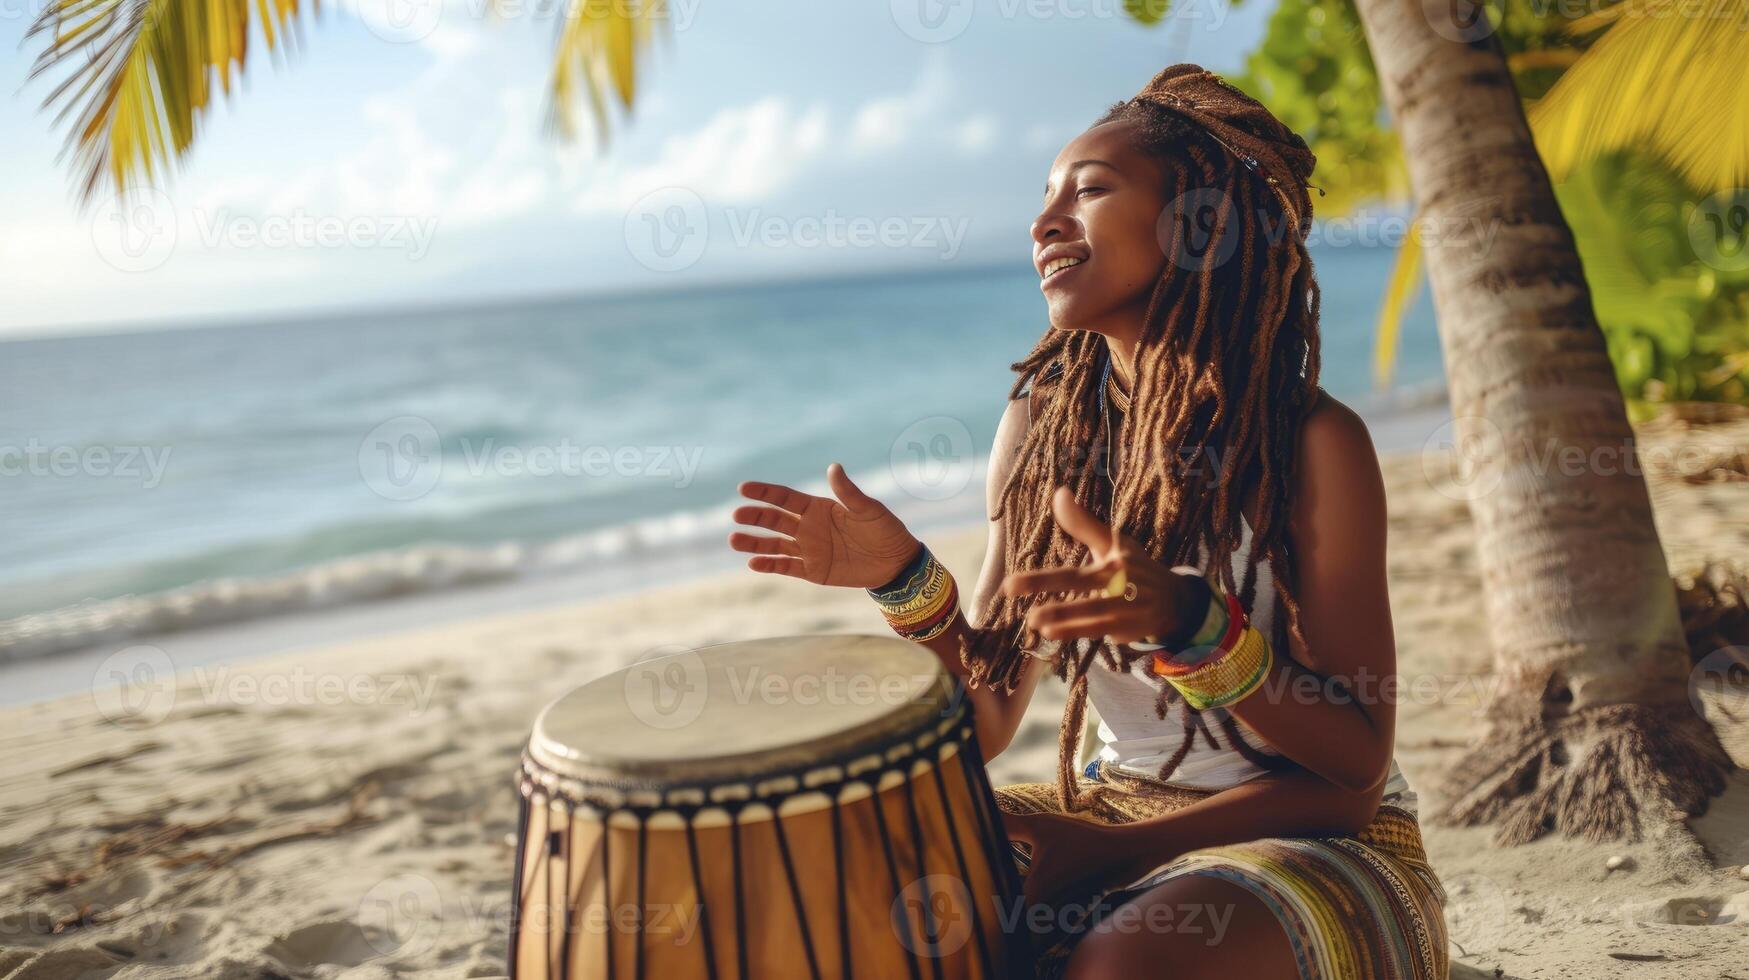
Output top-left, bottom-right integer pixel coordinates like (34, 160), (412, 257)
(1165, 621), (1273, 710)
(1149, 590), (1244, 677)
(868, 544), (961, 642)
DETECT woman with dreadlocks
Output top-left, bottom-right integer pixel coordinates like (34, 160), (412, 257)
(730, 64), (1448, 979)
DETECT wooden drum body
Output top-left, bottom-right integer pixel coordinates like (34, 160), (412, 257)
(510, 635), (1024, 980)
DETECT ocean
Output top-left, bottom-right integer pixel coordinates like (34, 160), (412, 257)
(0, 256), (1447, 671)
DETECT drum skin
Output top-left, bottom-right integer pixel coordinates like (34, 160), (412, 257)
(510, 635), (1022, 980)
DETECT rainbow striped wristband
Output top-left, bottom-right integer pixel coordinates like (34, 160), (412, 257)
(1148, 589), (1273, 710)
(868, 544), (961, 642)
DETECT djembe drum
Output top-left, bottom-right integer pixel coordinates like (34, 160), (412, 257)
(509, 634), (1025, 980)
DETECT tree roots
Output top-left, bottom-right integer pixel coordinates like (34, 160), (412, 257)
(1435, 703), (1732, 861)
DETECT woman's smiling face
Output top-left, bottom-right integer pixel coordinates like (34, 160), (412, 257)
(1032, 120), (1172, 339)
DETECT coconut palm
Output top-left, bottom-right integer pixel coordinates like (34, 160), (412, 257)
(1371, 0), (1749, 399)
(1347, 0), (1733, 863)
(25, 0), (660, 204)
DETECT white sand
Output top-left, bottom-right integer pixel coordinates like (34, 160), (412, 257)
(3, 421), (1746, 979)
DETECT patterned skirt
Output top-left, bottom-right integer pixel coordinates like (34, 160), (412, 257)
(994, 763), (1449, 980)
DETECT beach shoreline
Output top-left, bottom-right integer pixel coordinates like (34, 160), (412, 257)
(0, 398), (1455, 708)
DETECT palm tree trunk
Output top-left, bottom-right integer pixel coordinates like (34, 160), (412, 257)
(1347, 0), (1731, 863)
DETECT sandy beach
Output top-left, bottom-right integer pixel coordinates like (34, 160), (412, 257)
(3, 418), (1746, 980)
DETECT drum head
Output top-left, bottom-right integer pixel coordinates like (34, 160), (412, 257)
(528, 634), (955, 787)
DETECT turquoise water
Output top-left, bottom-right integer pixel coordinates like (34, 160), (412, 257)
(0, 255), (1444, 658)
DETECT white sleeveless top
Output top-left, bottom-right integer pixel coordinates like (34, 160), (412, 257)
(1084, 512), (1419, 813)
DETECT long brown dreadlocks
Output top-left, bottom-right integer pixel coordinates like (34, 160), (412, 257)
(959, 65), (1327, 811)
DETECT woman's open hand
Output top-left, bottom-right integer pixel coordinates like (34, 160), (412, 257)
(1002, 486), (1206, 645)
(730, 463), (921, 589)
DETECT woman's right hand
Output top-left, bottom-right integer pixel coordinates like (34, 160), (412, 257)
(730, 463), (921, 589)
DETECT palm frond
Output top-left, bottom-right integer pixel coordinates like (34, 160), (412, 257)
(1371, 232), (1424, 390)
(544, 0), (665, 141)
(27, 0), (312, 206)
(1526, 0), (1749, 195)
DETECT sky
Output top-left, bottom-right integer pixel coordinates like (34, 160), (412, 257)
(0, 0), (1276, 338)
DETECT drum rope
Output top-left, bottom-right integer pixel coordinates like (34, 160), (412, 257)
(960, 731), (1034, 976)
(600, 808), (615, 980)
(900, 778), (949, 980)
(770, 810), (827, 980)
(681, 813), (723, 980)
(509, 791), (530, 980)
(635, 816), (650, 980)
(866, 773), (927, 980)
(729, 807), (749, 980)
(828, 797), (853, 980)
(928, 762), (997, 980)
(557, 803), (580, 980)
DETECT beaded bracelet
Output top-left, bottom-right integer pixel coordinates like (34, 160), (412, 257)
(1148, 591), (1244, 676)
(868, 544), (961, 642)
(1148, 588), (1273, 709)
(1162, 622), (1273, 710)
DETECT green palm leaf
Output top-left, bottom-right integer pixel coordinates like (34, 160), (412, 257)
(543, 0), (664, 140)
(27, 0), (664, 204)
(28, 0), (313, 205)
(1526, 0), (1749, 196)
(1371, 231), (1422, 390)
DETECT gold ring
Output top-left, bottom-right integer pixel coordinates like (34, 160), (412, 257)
(1123, 581), (1138, 602)
(1103, 568), (1128, 599)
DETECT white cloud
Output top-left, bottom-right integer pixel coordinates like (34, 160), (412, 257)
(571, 96), (831, 213)
(953, 115), (998, 155)
(847, 53), (951, 158)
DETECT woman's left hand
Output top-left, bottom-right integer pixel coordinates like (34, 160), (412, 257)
(1002, 486), (1205, 646)
(1004, 810), (1158, 909)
